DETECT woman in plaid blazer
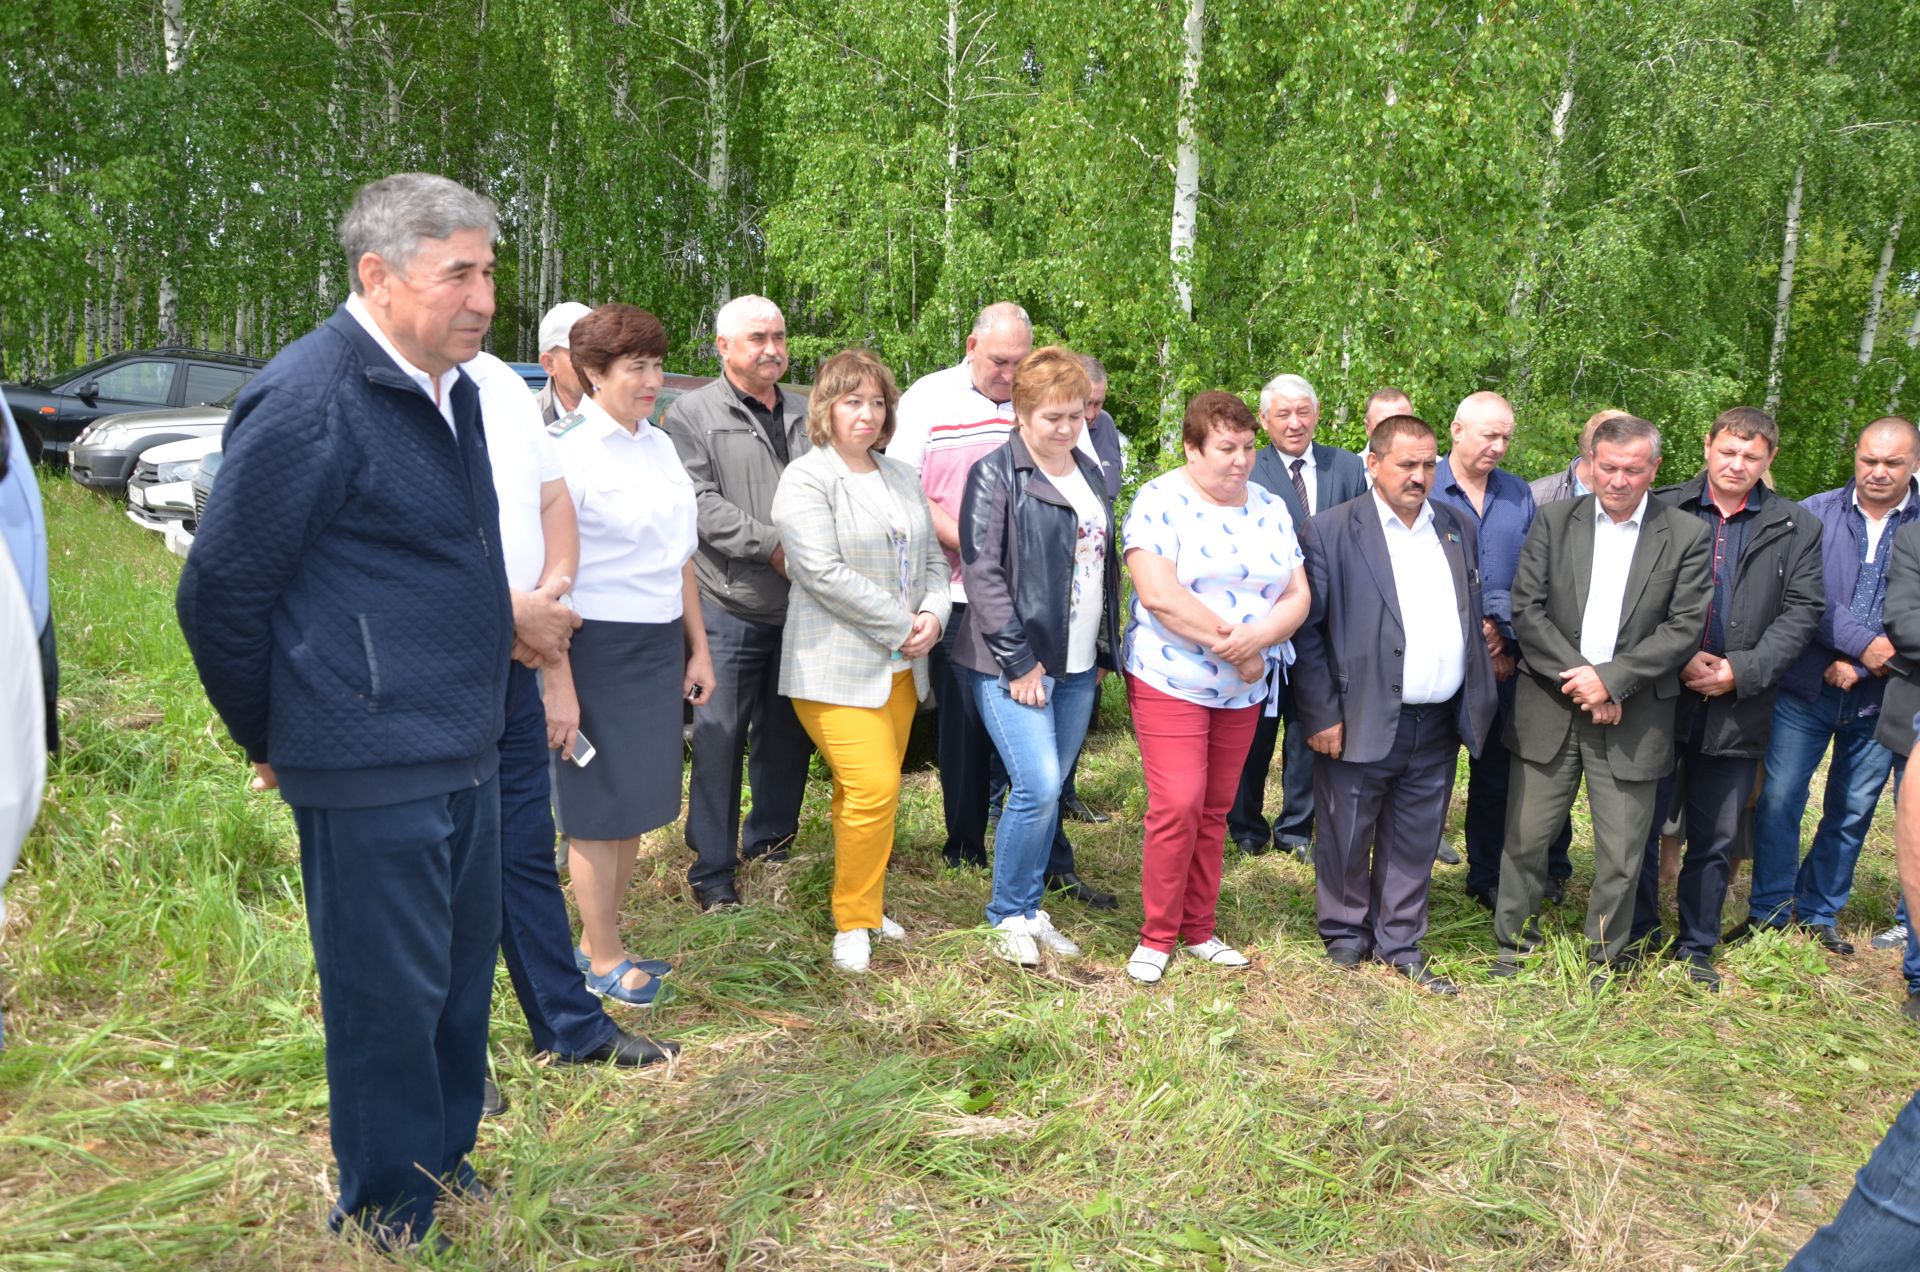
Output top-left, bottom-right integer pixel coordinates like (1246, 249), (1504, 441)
(772, 349), (952, 973)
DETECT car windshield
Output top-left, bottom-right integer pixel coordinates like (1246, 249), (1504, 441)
(26, 353), (123, 390)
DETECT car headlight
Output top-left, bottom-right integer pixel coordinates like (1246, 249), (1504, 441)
(154, 459), (201, 483)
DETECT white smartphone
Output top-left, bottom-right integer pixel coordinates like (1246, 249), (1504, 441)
(566, 729), (597, 767)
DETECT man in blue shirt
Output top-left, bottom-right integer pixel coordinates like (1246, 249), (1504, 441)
(1745, 418), (1920, 954)
(1430, 392), (1572, 907)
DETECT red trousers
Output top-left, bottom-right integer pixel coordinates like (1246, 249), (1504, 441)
(1127, 675), (1263, 953)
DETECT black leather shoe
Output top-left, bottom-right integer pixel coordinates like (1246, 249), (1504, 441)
(1904, 992), (1920, 1026)
(694, 878), (740, 911)
(1680, 952), (1721, 991)
(1488, 952), (1524, 978)
(1434, 841), (1462, 866)
(1046, 872), (1119, 910)
(1466, 888), (1496, 913)
(554, 1027), (681, 1069)
(1392, 954), (1458, 996)
(481, 1077), (506, 1119)
(943, 843), (990, 870)
(1797, 922), (1856, 956)
(1543, 876), (1567, 905)
(1278, 840), (1313, 864)
(1061, 792), (1111, 824)
(741, 838), (791, 865)
(1327, 945), (1366, 968)
(1722, 918), (1778, 945)
(1232, 835), (1273, 856)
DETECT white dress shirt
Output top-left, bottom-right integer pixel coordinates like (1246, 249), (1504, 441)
(553, 394), (699, 623)
(1373, 492), (1466, 704)
(466, 351), (565, 592)
(343, 293), (460, 434)
(1857, 487), (1911, 562)
(1282, 444), (1319, 516)
(1580, 492), (1648, 666)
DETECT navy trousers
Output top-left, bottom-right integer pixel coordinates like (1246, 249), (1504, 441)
(500, 663), (617, 1057)
(293, 776), (501, 1241)
(683, 606), (812, 889)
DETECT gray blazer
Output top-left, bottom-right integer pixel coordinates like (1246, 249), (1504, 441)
(1507, 493), (1713, 781)
(772, 445), (951, 708)
(662, 376), (812, 623)
(1876, 522), (1920, 755)
(1292, 495), (1498, 764)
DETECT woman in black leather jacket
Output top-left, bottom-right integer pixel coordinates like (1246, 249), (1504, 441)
(952, 347), (1122, 966)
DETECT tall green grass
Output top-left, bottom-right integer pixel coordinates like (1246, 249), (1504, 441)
(3, 473), (1917, 1268)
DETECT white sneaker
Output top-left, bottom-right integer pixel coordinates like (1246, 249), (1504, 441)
(1182, 937), (1251, 967)
(874, 914), (907, 942)
(1126, 944), (1171, 984)
(992, 916), (1040, 966)
(1873, 923), (1910, 951)
(1028, 910), (1081, 957)
(832, 928), (871, 972)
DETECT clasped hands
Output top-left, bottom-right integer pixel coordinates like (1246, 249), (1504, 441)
(899, 611), (942, 661)
(1212, 621), (1268, 686)
(512, 576), (583, 669)
(1559, 663), (1621, 725)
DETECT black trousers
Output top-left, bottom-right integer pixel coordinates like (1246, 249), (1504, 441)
(930, 603), (994, 863)
(1629, 742), (1760, 958)
(292, 777), (500, 1240)
(1312, 702), (1459, 964)
(1227, 675), (1314, 847)
(683, 606), (811, 889)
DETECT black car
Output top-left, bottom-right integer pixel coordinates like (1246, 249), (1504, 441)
(4, 347), (267, 461)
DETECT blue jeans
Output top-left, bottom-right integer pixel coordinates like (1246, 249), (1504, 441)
(1788, 1087), (1920, 1269)
(972, 666), (1099, 924)
(1751, 686), (1900, 929)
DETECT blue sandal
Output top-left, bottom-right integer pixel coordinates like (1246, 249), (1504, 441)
(575, 947), (673, 977)
(582, 959), (669, 1008)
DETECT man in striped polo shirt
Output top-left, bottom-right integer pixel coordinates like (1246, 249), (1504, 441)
(888, 303), (1116, 907)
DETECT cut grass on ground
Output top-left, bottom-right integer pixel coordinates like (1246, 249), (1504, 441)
(3, 474), (1918, 1269)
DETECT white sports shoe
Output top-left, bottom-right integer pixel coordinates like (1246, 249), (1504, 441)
(1126, 944), (1171, 984)
(875, 914), (907, 941)
(1182, 937), (1251, 967)
(832, 928), (872, 972)
(1028, 910), (1081, 957)
(1872, 923), (1910, 951)
(992, 916), (1040, 966)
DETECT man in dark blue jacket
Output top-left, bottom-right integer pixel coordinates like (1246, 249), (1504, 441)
(1745, 417), (1920, 953)
(177, 173), (513, 1249)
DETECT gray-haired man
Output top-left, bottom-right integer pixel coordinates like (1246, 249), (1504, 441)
(178, 173), (511, 1248)
(662, 295), (814, 910)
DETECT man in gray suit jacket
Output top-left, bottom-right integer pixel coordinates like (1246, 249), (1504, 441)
(1229, 373), (1369, 859)
(1492, 415), (1713, 978)
(1294, 416), (1498, 995)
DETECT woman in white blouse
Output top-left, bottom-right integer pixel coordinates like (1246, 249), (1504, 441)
(549, 304), (714, 1007)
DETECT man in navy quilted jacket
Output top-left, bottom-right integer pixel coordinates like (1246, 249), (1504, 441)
(177, 173), (513, 1249)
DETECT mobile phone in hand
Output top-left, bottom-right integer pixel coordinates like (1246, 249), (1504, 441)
(567, 730), (597, 767)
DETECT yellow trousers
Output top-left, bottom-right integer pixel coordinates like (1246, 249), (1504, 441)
(792, 670), (917, 932)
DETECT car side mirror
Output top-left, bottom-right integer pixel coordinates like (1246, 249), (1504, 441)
(78, 381), (99, 404)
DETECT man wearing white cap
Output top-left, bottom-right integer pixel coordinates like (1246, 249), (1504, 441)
(534, 301), (593, 427)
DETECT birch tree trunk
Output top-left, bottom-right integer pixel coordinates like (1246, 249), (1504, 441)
(157, 1), (190, 344)
(1160, 0), (1204, 452)
(942, 0), (960, 285)
(1763, 162), (1805, 416)
(1842, 210), (1903, 441)
(705, 0), (733, 321)
(1888, 305), (1920, 417)
(1507, 50), (1576, 401)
